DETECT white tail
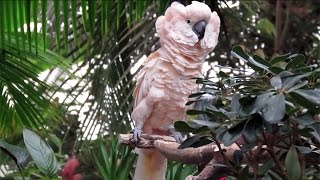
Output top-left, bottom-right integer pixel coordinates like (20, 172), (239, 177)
(133, 149), (167, 180)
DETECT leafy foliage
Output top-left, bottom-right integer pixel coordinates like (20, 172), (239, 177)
(92, 136), (137, 180)
(175, 46), (320, 179)
(0, 128), (60, 178)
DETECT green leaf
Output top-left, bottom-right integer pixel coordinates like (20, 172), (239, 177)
(25, 0), (32, 52)
(54, 0), (60, 53)
(269, 53), (292, 65)
(270, 76), (282, 90)
(42, 0), (47, 51)
(294, 113), (316, 126)
(174, 121), (197, 133)
(231, 93), (241, 113)
(217, 120), (247, 146)
(243, 113), (263, 144)
(285, 54), (305, 70)
(71, 0), (78, 47)
(63, 0), (69, 52)
(282, 74), (309, 90)
(256, 18), (276, 37)
(191, 119), (220, 129)
(0, 1), (4, 48)
(81, 0), (87, 31)
(0, 140), (31, 170)
(32, 0), (38, 54)
(23, 128), (59, 177)
(88, 0), (96, 38)
(178, 136), (212, 149)
(253, 55), (270, 67)
(257, 158), (274, 175)
(232, 46), (270, 73)
(285, 146), (301, 180)
(291, 88), (320, 105)
(48, 133), (62, 149)
(290, 91), (320, 113)
(261, 94), (285, 123)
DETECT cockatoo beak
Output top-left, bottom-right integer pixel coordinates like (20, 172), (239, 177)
(192, 20), (207, 40)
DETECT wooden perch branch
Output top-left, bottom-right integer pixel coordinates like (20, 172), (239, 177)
(119, 133), (271, 180)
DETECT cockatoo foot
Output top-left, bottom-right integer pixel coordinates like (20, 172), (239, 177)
(169, 127), (183, 144)
(131, 126), (143, 144)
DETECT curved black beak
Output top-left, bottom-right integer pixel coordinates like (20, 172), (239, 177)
(192, 20), (207, 40)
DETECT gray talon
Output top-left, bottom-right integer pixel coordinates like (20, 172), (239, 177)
(132, 127), (143, 144)
(167, 125), (183, 143)
(171, 131), (183, 143)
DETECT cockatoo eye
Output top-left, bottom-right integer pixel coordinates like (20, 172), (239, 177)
(187, 19), (191, 24)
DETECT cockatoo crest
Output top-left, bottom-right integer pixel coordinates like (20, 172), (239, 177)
(156, 1), (220, 54)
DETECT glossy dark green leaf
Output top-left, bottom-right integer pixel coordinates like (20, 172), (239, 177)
(174, 121), (196, 133)
(23, 128), (59, 177)
(285, 54), (305, 70)
(243, 113), (263, 144)
(292, 88), (320, 105)
(268, 66), (284, 74)
(219, 71), (229, 78)
(0, 140), (30, 170)
(282, 74), (308, 90)
(188, 92), (206, 98)
(293, 113), (315, 126)
(295, 146), (312, 154)
(253, 55), (270, 67)
(257, 158), (274, 175)
(306, 123), (320, 142)
(217, 120), (247, 146)
(261, 94), (285, 123)
(178, 136), (212, 149)
(285, 146), (301, 180)
(191, 119), (220, 129)
(231, 45), (249, 60)
(287, 80), (308, 92)
(269, 53), (292, 65)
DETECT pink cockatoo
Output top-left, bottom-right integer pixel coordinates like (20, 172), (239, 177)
(131, 1), (220, 180)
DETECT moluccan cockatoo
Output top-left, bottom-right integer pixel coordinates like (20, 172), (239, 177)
(131, 1), (220, 180)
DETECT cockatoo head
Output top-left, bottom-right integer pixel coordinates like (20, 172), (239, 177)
(156, 1), (220, 55)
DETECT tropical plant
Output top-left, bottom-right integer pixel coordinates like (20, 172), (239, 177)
(0, 128), (60, 179)
(0, 0), (319, 178)
(92, 136), (136, 180)
(175, 46), (320, 179)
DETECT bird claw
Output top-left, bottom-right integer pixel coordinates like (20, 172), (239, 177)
(131, 126), (143, 144)
(169, 128), (183, 144)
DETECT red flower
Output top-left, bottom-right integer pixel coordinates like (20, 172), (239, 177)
(61, 157), (82, 180)
(217, 177), (227, 180)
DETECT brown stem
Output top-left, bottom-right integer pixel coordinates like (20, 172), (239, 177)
(213, 139), (238, 174)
